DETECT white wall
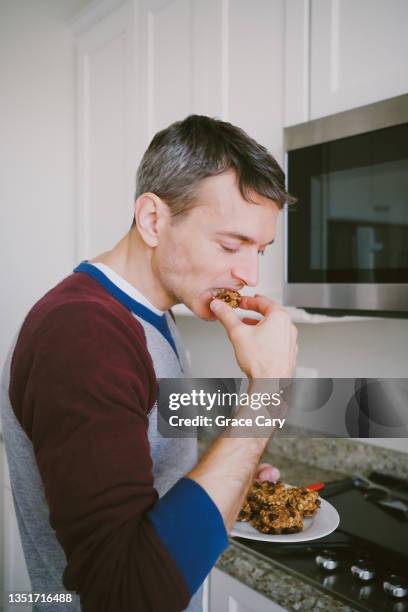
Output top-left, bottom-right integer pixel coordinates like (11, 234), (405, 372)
(0, 0), (92, 378)
(1, 0), (92, 605)
(295, 319), (408, 378)
(177, 315), (408, 377)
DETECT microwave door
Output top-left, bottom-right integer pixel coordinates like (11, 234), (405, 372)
(356, 226), (384, 277)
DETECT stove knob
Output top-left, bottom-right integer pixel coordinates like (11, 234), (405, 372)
(315, 550), (339, 571)
(322, 574), (338, 588)
(357, 585), (375, 601)
(383, 574), (408, 599)
(350, 559), (376, 581)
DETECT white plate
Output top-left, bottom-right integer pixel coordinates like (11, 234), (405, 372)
(231, 489), (340, 543)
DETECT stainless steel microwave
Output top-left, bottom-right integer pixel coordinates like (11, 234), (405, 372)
(283, 94), (408, 317)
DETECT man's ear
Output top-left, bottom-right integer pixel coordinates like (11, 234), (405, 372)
(133, 193), (169, 247)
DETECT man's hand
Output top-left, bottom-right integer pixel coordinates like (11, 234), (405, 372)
(210, 294), (298, 379)
(255, 463), (280, 483)
(188, 297), (294, 531)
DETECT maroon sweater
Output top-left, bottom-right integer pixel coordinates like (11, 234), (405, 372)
(7, 272), (224, 611)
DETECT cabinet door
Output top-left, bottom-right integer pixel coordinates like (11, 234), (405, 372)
(310, 0), (408, 119)
(138, 0), (224, 138)
(284, 0), (310, 127)
(227, 0), (286, 303)
(209, 568), (287, 612)
(74, 1), (137, 260)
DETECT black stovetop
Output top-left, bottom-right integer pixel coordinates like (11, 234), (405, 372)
(233, 480), (408, 611)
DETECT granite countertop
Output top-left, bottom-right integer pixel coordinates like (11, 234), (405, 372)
(206, 444), (358, 611)
(217, 541), (357, 612)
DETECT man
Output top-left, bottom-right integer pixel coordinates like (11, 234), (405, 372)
(1, 115), (297, 611)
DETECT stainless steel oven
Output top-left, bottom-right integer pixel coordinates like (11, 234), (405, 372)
(283, 94), (408, 316)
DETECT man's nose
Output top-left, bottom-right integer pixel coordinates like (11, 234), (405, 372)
(231, 252), (259, 288)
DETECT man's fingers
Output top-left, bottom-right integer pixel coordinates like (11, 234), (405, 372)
(239, 295), (282, 317)
(255, 463), (281, 483)
(241, 317), (260, 326)
(210, 299), (242, 334)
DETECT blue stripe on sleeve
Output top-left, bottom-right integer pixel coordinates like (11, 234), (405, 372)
(147, 477), (229, 596)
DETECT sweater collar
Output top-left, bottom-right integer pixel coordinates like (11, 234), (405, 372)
(74, 261), (178, 358)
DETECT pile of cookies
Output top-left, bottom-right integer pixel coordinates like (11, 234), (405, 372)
(238, 480), (321, 534)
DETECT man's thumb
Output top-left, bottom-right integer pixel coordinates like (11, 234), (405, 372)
(210, 299), (241, 334)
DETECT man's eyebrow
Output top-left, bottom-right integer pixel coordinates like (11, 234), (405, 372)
(216, 231), (274, 245)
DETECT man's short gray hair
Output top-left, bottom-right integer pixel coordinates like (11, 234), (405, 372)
(132, 115), (296, 224)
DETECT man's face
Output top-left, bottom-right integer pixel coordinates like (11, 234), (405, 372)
(153, 170), (281, 320)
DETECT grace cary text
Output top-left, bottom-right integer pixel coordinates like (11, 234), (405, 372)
(168, 415), (286, 428)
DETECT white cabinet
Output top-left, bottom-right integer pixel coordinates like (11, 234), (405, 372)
(208, 568), (287, 612)
(284, 0), (311, 127)
(285, 0), (408, 125)
(140, 0), (285, 157)
(72, 0), (138, 260)
(310, 0), (408, 119)
(227, 0), (286, 303)
(136, 0), (225, 139)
